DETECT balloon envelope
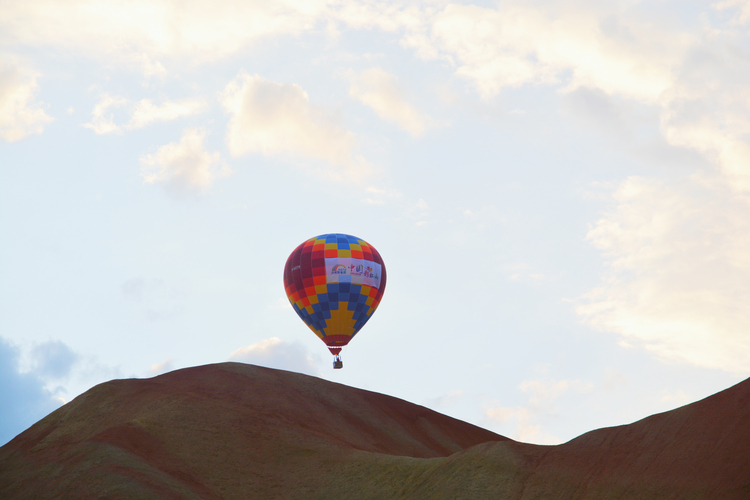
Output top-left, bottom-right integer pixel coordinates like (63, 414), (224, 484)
(283, 233), (386, 355)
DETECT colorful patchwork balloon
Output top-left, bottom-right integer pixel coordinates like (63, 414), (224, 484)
(283, 233), (387, 368)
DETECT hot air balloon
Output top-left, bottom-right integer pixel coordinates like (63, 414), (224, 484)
(283, 233), (386, 369)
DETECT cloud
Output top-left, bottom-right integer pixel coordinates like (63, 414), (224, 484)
(484, 377), (592, 444)
(462, 205), (503, 231)
(140, 128), (227, 197)
(347, 67), (434, 136)
(361, 186), (401, 205)
(401, 2), (750, 376)
(0, 1), (328, 65)
(83, 94), (128, 134)
(0, 337), (61, 446)
(409, 4), (681, 101)
(30, 340), (80, 379)
(520, 378), (593, 409)
(423, 389), (463, 410)
(268, 296), (292, 311)
(715, 0), (750, 24)
(391, 2), (750, 197)
(332, 1), (425, 33)
(221, 72), (370, 182)
(127, 98), (208, 129)
(0, 59), (54, 141)
(230, 337), (320, 376)
(140, 54), (167, 79)
(504, 263), (545, 282)
(660, 389), (691, 405)
(149, 358), (174, 376)
(84, 95), (207, 134)
(406, 2), (750, 192)
(661, 97), (750, 193)
(577, 176), (750, 373)
(520, 5), (750, 374)
(398, 2), (750, 196)
(485, 406), (561, 445)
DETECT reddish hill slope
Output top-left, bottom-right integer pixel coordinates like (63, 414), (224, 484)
(1, 362), (749, 499)
(0, 362), (503, 499)
(348, 376), (750, 500)
(523, 374), (750, 499)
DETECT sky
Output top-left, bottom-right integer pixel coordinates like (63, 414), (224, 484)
(2, 0), (750, 447)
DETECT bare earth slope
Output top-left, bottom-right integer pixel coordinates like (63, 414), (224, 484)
(1, 362), (749, 499)
(332, 376), (750, 500)
(0, 362), (503, 499)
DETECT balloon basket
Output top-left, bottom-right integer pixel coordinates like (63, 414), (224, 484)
(333, 355), (343, 369)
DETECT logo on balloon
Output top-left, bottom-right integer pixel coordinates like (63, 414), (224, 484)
(325, 258), (381, 288)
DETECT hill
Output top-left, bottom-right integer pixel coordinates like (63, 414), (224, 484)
(1, 362), (749, 499)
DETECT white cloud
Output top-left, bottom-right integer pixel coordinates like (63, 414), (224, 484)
(714, 0), (750, 24)
(140, 53), (167, 80)
(83, 94), (128, 134)
(602, 369), (628, 391)
(463, 205), (503, 231)
(127, 98), (207, 129)
(268, 296), (292, 311)
(400, 2), (750, 200)
(230, 337), (320, 376)
(140, 128), (227, 197)
(423, 389), (463, 410)
(484, 377), (591, 445)
(485, 406), (561, 445)
(0, 59), (54, 141)
(397, 2), (750, 377)
(348, 67), (434, 136)
(149, 358), (174, 375)
(221, 72), (371, 182)
(84, 95), (207, 133)
(504, 263), (545, 282)
(332, 1), (427, 33)
(411, 4), (682, 102)
(0, 1), (329, 65)
(520, 378), (593, 408)
(401, 197), (431, 226)
(661, 103), (750, 193)
(660, 389), (691, 405)
(361, 186), (401, 204)
(578, 176), (750, 373)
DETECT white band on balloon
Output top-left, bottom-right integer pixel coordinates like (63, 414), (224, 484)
(325, 258), (382, 289)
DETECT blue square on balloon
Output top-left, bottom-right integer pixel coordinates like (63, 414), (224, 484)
(337, 236), (350, 249)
